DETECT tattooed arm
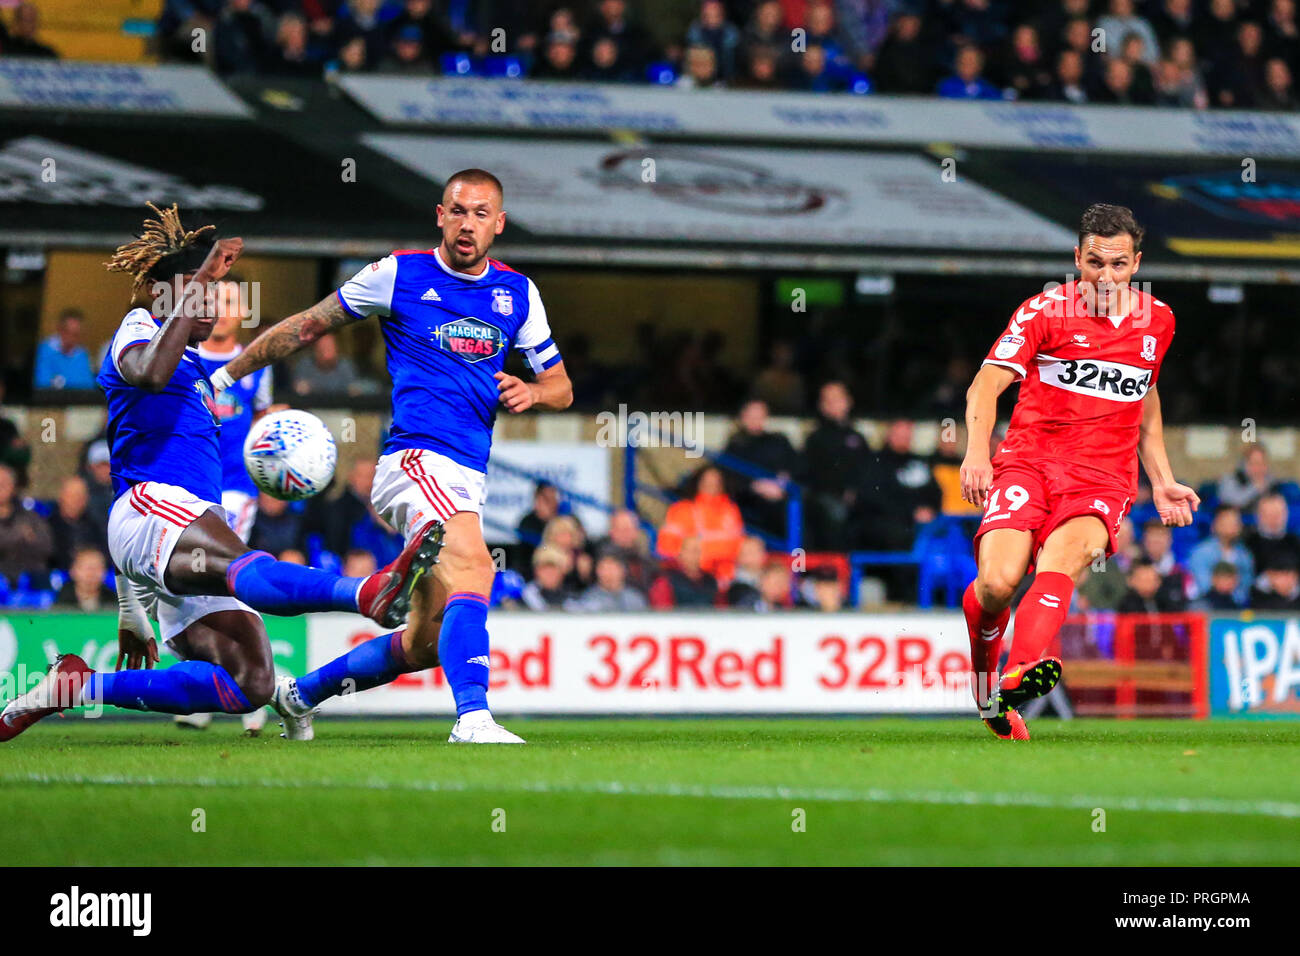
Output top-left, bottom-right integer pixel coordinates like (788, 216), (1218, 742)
(212, 293), (358, 388)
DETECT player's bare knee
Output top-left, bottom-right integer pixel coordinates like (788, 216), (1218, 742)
(976, 569), (1018, 608)
(236, 664), (275, 709)
(438, 543), (495, 593)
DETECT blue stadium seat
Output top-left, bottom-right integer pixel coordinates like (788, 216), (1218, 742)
(440, 52), (477, 76)
(646, 62), (676, 84)
(481, 56), (524, 78)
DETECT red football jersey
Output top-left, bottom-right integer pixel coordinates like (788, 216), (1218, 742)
(981, 281), (1175, 493)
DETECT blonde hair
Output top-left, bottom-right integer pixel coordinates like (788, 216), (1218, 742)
(104, 201), (215, 296)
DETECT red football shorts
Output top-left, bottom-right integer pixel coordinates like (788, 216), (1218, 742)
(972, 458), (1132, 568)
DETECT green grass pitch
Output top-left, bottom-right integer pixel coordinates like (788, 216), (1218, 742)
(2, 717), (1298, 866)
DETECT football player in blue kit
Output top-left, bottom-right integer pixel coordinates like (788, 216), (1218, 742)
(175, 277), (281, 732)
(0, 203), (439, 741)
(211, 169), (573, 743)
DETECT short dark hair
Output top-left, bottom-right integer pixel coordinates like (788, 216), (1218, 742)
(444, 168), (503, 201)
(1078, 203), (1144, 252)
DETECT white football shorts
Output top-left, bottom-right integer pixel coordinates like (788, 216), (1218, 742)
(221, 489), (258, 544)
(371, 448), (486, 543)
(108, 481), (258, 641)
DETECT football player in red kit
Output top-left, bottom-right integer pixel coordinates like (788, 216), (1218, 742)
(960, 203), (1200, 739)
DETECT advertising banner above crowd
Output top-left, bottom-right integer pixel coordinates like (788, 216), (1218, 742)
(362, 133), (1076, 251)
(0, 61), (251, 116)
(341, 76), (1300, 159)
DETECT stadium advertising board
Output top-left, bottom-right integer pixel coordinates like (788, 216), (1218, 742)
(341, 76), (1300, 158)
(361, 134), (1075, 251)
(1209, 617), (1300, 719)
(306, 612), (972, 715)
(0, 61), (251, 116)
(485, 441), (611, 543)
(0, 613), (306, 715)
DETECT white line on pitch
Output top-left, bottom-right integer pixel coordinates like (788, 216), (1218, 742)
(5, 772), (1300, 820)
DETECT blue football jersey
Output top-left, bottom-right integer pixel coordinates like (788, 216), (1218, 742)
(97, 308), (224, 504)
(337, 247), (561, 472)
(196, 344), (272, 497)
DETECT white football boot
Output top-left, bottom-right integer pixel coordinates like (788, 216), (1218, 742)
(174, 712), (212, 730)
(448, 710), (525, 744)
(271, 676), (316, 741)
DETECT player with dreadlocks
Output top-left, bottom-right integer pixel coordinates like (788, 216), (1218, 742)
(0, 203), (441, 741)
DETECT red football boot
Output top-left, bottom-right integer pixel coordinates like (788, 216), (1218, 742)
(0, 654), (93, 742)
(356, 521), (445, 628)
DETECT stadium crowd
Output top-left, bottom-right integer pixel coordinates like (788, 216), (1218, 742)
(3, 372), (1299, 612)
(51, 0), (1283, 109)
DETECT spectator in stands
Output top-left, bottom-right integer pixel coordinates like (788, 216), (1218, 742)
(1188, 504), (1254, 605)
(47, 475), (105, 571)
(1267, 0), (1300, 63)
(1138, 519), (1191, 607)
(743, 0), (785, 53)
(804, 1), (851, 71)
(517, 481), (559, 567)
(1245, 493), (1300, 572)
(944, 0), (1012, 48)
(81, 440), (114, 537)
(723, 398), (800, 539)
(1218, 445), (1282, 512)
(520, 544), (573, 610)
(677, 43), (722, 87)
(305, 457), (375, 558)
(859, 419), (940, 552)
(214, 0), (273, 75)
(1, 2), (58, 58)
(0, 463), (52, 585)
(335, 0), (404, 68)
(650, 535), (719, 608)
(1210, 20), (1267, 107)
(723, 535), (767, 608)
(735, 44), (783, 88)
(1155, 41), (1207, 108)
(873, 12), (931, 93)
(1150, 0), (1195, 47)
(803, 380), (868, 551)
(34, 309), (95, 390)
(342, 548), (377, 577)
(542, 514), (594, 590)
(799, 564), (845, 611)
(686, 0), (741, 81)
(585, 0), (654, 75)
(1118, 558), (1185, 613)
(587, 35), (637, 81)
(55, 547), (115, 611)
(999, 22), (1054, 100)
(380, 23), (433, 72)
(752, 340), (805, 415)
(789, 43), (843, 91)
(1046, 47), (1089, 103)
(1193, 561), (1245, 611)
(1258, 57), (1298, 109)
(1092, 55), (1153, 104)
(391, 0), (469, 61)
(1119, 31), (1158, 101)
(0, 382), (32, 487)
(1097, 0), (1161, 65)
(292, 334), (373, 396)
(931, 431), (981, 517)
(566, 553), (648, 612)
(937, 45), (1002, 100)
(657, 465), (745, 581)
(754, 562), (793, 611)
(1197, 0), (1240, 68)
(535, 31), (581, 79)
(831, 0), (892, 72)
(337, 33), (370, 71)
(265, 12), (325, 77)
(249, 492), (305, 557)
(594, 508), (654, 593)
(278, 547), (307, 564)
(1251, 555), (1300, 610)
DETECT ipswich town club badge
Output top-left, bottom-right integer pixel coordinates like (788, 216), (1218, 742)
(491, 287), (514, 316)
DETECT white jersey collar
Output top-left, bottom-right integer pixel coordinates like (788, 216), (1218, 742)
(434, 245), (491, 281)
